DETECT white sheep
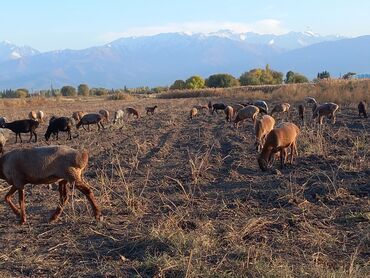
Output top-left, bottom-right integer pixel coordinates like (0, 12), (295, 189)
(113, 109), (124, 124)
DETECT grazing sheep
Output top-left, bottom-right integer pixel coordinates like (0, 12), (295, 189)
(234, 105), (259, 128)
(253, 100), (269, 114)
(312, 102), (339, 125)
(254, 115), (276, 151)
(113, 109), (124, 124)
(145, 105), (158, 115)
(1, 119), (39, 143)
(193, 105), (209, 113)
(224, 106), (234, 122)
(29, 111), (46, 123)
(212, 103), (227, 114)
(298, 104), (305, 124)
(258, 122), (300, 171)
(232, 104), (245, 114)
(190, 108), (198, 120)
(0, 145), (101, 224)
(45, 117), (72, 141)
(126, 107), (139, 118)
(0, 133), (6, 154)
(305, 97), (318, 113)
(72, 111), (86, 123)
(98, 109), (110, 123)
(76, 113), (104, 131)
(358, 101), (367, 118)
(270, 103), (291, 120)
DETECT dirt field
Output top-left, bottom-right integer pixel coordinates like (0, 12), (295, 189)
(0, 96), (369, 277)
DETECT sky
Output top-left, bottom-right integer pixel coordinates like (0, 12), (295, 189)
(1, 0), (370, 51)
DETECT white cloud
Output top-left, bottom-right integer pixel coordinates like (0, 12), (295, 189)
(99, 19), (289, 42)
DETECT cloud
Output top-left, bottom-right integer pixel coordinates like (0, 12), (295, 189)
(99, 19), (289, 42)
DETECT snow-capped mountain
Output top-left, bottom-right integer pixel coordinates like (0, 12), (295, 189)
(0, 31), (367, 89)
(0, 41), (40, 63)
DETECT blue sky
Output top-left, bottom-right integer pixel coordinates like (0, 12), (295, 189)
(1, 0), (370, 51)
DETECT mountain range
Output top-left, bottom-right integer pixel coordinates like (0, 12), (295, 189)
(0, 31), (368, 90)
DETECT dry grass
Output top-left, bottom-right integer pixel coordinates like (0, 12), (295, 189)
(0, 92), (369, 277)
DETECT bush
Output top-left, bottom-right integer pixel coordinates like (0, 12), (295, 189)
(185, 75), (205, 89)
(205, 73), (240, 88)
(61, 86), (77, 97)
(15, 88), (29, 98)
(240, 65), (283, 86)
(170, 80), (186, 90)
(78, 84), (90, 96)
(90, 88), (108, 96)
(285, 71), (309, 83)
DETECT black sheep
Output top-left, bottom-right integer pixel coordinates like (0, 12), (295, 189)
(212, 103), (227, 114)
(45, 117), (72, 141)
(1, 119), (39, 143)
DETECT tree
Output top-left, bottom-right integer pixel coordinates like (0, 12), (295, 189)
(285, 71), (309, 83)
(90, 87), (108, 96)
(61, 86), (77, 97)
(205, 73), (239, 88)
(317, 71), (330, 79)
(342, 72), (356, 79)
(239, 66), (283, 86)
(78, 84), (90, 96)
(15, 88), (29, 98)
(170, 79), (186, 90)
(185, 75), (205, 89)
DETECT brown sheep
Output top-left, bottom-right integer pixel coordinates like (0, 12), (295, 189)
(190, 108), (198, 120)
(145, 105), (158, 115)
(0, 145), (101, 224)
(312, 102), (339, 125)
(358, 101), (367, 118)
(98, 109), (110, 123)
(234, 105), (259, 128)
(224, 106), (234, 122)
(231, 104), (245, 114)
(126, 107), (140, 118)
(254, 115), (276, 151)
(270, 103), (291, 120)
(258, 122), (300, 171)
(72, 111), (86, 122)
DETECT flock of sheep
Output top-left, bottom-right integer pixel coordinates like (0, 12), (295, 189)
(0, 98), (367, 225)
(190, 98), (367, 172)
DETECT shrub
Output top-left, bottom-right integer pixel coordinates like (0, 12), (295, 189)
(61, 86), (77, 97)
(185, 75), (205, 89)
(205, 73), (239, 88)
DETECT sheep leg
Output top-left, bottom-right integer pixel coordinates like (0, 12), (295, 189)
(50, 181), (70, 222)
(19, 133), (22, 143)
(67, 130), (72, 140)
(82, 125), (87, 131)
(5, 185), (21, 217)
(33, 131), (37, 142)
(15, 133), (18, 143)
(100, 122), (105, 129)
(280, 149), (285, 169)
(18, 188), (26, 224)
(74, 180), (101, 221)
(28, 131), (33, 143)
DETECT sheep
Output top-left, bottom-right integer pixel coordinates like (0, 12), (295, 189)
(190, 108), (198, 120)
(358, 101), (367, 118)
(212, 103), (227, 114)
(232, 104), (245, 114)
(224, 106), (234, 122)
(242, 100), (268, 114)
(1, 119), (39, 143)
(113, 109), (124, 124)
(193, 105), (209, 113)
(0, 133), (6, 154)
(76, 113), (104, 131)
(298, 104), (305, 124)
(145, 105), (158, 115)
(258, 122), (300, 171)
(72, 111), (86, 123)
(305, 97), (318, 113)
(270, 103), (291, 120)
(45, 117), (72, 141)
(234, 105), (259, 128)
(98, 109), (110, 123)
(29, 111), (46, 123)
(126, 107), (140, 118)
(0, 145), (101, 224)
(0, 117), (8, 126)
(312, 102), (339, 125)
(254, 115), (276, 151)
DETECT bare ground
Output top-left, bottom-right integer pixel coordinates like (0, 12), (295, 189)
(0, 97), (369, 277)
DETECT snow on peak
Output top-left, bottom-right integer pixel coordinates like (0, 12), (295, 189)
(10, 51), (22, 59)
(268, 39), (275, 45)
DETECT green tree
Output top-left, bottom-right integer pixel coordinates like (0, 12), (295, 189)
(317, 71), (330, 79)
(90, 87), (108, 96)
(239, 66), (283, 86)
(78, 84), (90, 96)
(205, 73), (239, 88)
(61, 86), (77, 97)
(170, 79), (186, 90)
(342, 72), (356, 79)
(15, 88), (29, 98)
(285, 71), (309, 83)
(185, 75), (205, 89)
